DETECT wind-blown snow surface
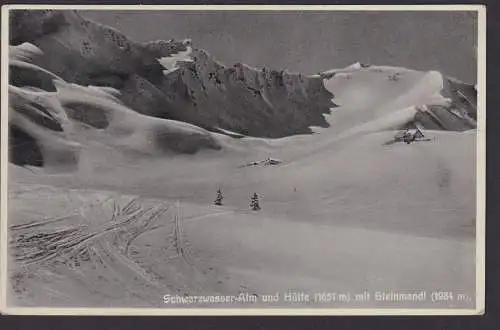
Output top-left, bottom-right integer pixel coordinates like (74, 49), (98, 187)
(7, 10), (478, 310)
(8, 128), (476, 309)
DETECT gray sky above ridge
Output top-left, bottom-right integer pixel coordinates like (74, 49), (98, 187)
(80, 10), (478, 84)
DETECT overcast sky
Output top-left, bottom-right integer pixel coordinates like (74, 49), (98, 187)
(81, 10), (478, 84)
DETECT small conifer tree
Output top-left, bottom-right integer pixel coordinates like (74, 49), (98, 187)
(214, 189), (223, 206)
(250, 193), (261, 211)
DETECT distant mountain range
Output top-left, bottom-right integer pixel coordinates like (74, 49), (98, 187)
(8, 10), (477, 169)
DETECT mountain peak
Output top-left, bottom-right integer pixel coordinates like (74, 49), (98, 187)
(7, 10), (477, 170)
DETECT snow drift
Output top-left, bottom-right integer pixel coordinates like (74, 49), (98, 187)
(321, 65), (477, 135)
(8, 43), (221, 170)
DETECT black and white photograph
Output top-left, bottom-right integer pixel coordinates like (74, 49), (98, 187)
(0, 5), (485, 315)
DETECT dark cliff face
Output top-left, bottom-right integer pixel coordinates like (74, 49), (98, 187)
(9, 9), (335, 138)
(9, 10), (68, 46)
(410, 77), (477, 132)
(156, 48), (335, 137)
(441, 77), (477, 121)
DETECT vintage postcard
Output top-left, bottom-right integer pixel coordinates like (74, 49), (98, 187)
(0, 5), (485, 315)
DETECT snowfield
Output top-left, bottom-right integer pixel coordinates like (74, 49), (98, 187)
(8, 126), (476, 309)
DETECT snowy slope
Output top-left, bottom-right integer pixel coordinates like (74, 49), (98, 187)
(8, 44), (221, 169)
(8, 127), (476, 308)
(320, 64), (476, 135)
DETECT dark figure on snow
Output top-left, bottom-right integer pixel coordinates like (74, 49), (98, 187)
(250, 193), (261, 211)
(214, 189), (223, 206)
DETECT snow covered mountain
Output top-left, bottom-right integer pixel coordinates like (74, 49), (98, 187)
(8, 9), (476, 170)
